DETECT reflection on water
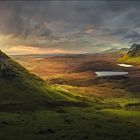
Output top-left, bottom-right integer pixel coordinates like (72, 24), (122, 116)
(95, 71), (128, 77)
(118, 64), (133, 67)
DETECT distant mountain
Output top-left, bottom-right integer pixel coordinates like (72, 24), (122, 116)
(118, 44), (140, 64)
(10, 53), (84, 59)
(0, 50), (83, 111)
(102, 48), (129, 54)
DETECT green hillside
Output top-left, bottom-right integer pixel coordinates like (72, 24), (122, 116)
(118, 54), (140, 64)
(0, 50), (85, 111)
(118, 44), (140, 64)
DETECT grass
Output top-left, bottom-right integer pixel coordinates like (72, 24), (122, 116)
(102, 109), (140, 119)
(1, 73), (140, 140)
(104, 98), (140, 108)
(118, 54), (140, 64)
(0, 106), (140, 140)
(0, 88), (139, 140)
(0, 51), (140, 139)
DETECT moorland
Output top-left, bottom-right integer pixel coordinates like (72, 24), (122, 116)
(0, 45), (140, 140)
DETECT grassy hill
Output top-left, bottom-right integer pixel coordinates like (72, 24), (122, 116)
(118, 44), (140, 64)
(0, 50), (86, 111)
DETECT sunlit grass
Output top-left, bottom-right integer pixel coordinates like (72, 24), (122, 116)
(102, 109), (140, 119)
(118, 54), (140, 64)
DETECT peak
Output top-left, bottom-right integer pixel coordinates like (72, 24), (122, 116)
(131, 44), (140, 49)
(132, 43), (140, 46)
(0, 50), (27, 79)
(0, 50), (10, 59)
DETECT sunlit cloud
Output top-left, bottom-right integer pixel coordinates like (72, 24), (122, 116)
(83, 26), (95, 34)
(5, 45), (81, 55)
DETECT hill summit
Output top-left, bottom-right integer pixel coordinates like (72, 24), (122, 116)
(0, 50), (28, 78)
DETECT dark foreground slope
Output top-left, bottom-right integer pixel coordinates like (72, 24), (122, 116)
(0, 50), (86, 111)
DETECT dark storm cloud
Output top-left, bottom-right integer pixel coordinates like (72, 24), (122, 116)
(1, 0), (140, 52)
(124, 31), (140, 43)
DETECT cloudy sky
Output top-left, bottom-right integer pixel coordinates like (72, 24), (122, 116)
(0, 0), (140, 54)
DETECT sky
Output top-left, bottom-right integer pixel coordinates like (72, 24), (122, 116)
(0, 0), (140, 54)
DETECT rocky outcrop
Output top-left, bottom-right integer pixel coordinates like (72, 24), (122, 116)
(128, 44), (140, 57)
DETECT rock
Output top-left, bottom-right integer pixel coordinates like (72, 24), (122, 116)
(128, 44), (140, 57)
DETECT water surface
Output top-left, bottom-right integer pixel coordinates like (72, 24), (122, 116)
(95, 71), (128, 77)
(118, 64), (133, 67)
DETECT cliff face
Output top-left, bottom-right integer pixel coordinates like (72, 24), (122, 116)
(128, 44), (140, 57)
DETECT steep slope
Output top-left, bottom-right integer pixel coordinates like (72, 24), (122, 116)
(118, 44), (140, 64)
(0, 50), (84, 111)
(128, 44), (140, 57)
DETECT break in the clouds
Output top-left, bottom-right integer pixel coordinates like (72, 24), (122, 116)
(0, 0), (140, 54)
